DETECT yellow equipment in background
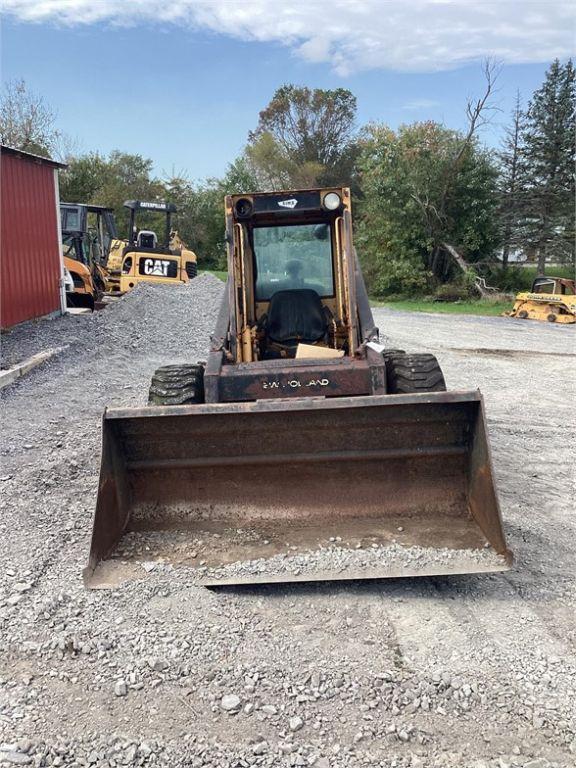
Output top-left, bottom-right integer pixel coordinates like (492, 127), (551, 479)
(61, 203), (115, 310)
(107, 200), (198, 294)
(507, 276), (576, 324)
(63, 255), (98, 310)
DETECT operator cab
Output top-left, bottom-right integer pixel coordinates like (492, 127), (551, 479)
(60, 203), (117, 267)
(226, 188), (359, 362)
(123, 200), (177, 255)
(251, 222), (335, 357)
(531, 276), (575, 295)
(121, 200), (179, 277)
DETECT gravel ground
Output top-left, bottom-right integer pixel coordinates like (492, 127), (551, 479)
(1, 281), (575, 768)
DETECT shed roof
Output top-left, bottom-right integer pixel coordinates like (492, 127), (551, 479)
(1, 144), (67, 169)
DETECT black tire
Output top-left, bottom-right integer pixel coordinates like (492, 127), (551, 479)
(148, 364), (205, 405)
(185, 262), (198, 280)
(547, 313), (557, 323)
(384, 352), (446, 394)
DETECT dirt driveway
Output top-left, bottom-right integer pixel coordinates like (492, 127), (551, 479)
(1, 283), (574, 768)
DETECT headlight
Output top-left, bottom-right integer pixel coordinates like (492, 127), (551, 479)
(235, 198), (253, 218)
(323, 192), (341, 211)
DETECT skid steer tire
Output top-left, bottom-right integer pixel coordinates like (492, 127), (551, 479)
(148, 364), (205, 406)
(384, 352), (446, 394)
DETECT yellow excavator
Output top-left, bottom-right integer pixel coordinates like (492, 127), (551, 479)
(506, 275), (576, 324)
(85, 187), (512, 588)
(105, 200), (198, 293)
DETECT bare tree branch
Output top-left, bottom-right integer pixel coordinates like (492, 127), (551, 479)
(0, 79), (63, 158)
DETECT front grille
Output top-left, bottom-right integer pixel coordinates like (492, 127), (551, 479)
(185, 262), (197, 279)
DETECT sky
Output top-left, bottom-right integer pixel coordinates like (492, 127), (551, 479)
(1, 1), (574, 181)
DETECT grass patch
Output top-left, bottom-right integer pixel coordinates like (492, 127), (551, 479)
(199, 269), (228, 282)
(372, 298), (512, 316)
(487, 265), (575, 293)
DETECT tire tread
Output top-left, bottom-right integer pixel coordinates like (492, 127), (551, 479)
(384, 352), (447, 394)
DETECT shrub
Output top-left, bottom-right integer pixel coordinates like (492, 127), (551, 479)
(434, 283), (471, 302)
(371, 259), (431, 297)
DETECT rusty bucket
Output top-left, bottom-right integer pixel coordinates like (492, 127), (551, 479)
(84, 392), (512, 587)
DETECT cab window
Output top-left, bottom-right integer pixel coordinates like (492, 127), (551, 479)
(253, 223), (334, 300)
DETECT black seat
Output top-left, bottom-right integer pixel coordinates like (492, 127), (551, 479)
(265, 289), (328, 350)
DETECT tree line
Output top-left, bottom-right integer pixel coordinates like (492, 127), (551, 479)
(1, 61), (574, 298)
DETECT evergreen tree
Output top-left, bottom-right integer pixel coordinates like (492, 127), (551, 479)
(497, 91), (526, 270)
(521, 59), (575, 272)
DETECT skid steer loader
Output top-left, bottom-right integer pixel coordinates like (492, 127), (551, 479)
(85, 187), (512, 587)
(506, 275), (576, 323)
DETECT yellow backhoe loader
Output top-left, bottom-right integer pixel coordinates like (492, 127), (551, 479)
(105, 200), (198, 294)
(506, 275), (576, 323)
(85, 187), (512, 588)
(61, 203), (117, 310)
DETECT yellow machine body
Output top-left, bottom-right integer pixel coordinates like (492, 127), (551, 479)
(118, 237), (197, 293)
(507, 276), (576, 324)
(63, 255), (96, 309)
(103, 199), (198, 294)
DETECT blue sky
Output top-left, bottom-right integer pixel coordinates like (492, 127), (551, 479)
(2, 1), (574, 181)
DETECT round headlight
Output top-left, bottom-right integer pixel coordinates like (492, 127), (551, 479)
(323, 192), (341, 211)
(235, 198), (253, 218)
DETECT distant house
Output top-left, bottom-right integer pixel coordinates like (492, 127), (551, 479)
(495, 247), (528, 264)
(0, 145), (67, 329)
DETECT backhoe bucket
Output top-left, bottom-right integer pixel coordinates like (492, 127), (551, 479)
(84, 392), (512, 588)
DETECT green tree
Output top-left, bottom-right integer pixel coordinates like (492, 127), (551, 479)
(497, 91), (526, 270)
(247, 85), (359, 188)
(0, 79), (62, 157)
(164, 158), (261, 268)
(59, 151), (165, 237)
(59, 152), (109, 203)
(357, 121), (500, 296)
(521, 59), (575, 271)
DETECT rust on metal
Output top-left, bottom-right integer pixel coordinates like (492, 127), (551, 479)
(84, 391), (512, 588)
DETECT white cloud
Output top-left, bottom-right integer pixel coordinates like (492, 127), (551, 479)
(3, 0), (575, 74)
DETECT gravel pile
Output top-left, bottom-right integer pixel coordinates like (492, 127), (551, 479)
(0, 288), (575, 767)
(0, 274), (224, 370)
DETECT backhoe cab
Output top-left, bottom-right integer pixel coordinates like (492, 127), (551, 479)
(60, 203), (118, 309)
(114, 200), (198, 293)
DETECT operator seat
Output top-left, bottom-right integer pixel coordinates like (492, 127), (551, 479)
(264, 289), (329, 356)
(137, 230), (158, 249)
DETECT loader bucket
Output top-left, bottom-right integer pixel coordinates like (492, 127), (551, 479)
(84, 392), (512, 588)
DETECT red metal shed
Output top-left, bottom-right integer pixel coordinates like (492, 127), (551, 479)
(0, 145), (67, 329)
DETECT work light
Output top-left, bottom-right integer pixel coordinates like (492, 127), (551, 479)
(235, 198), (253, 218)
(322, 192), (341, 211)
